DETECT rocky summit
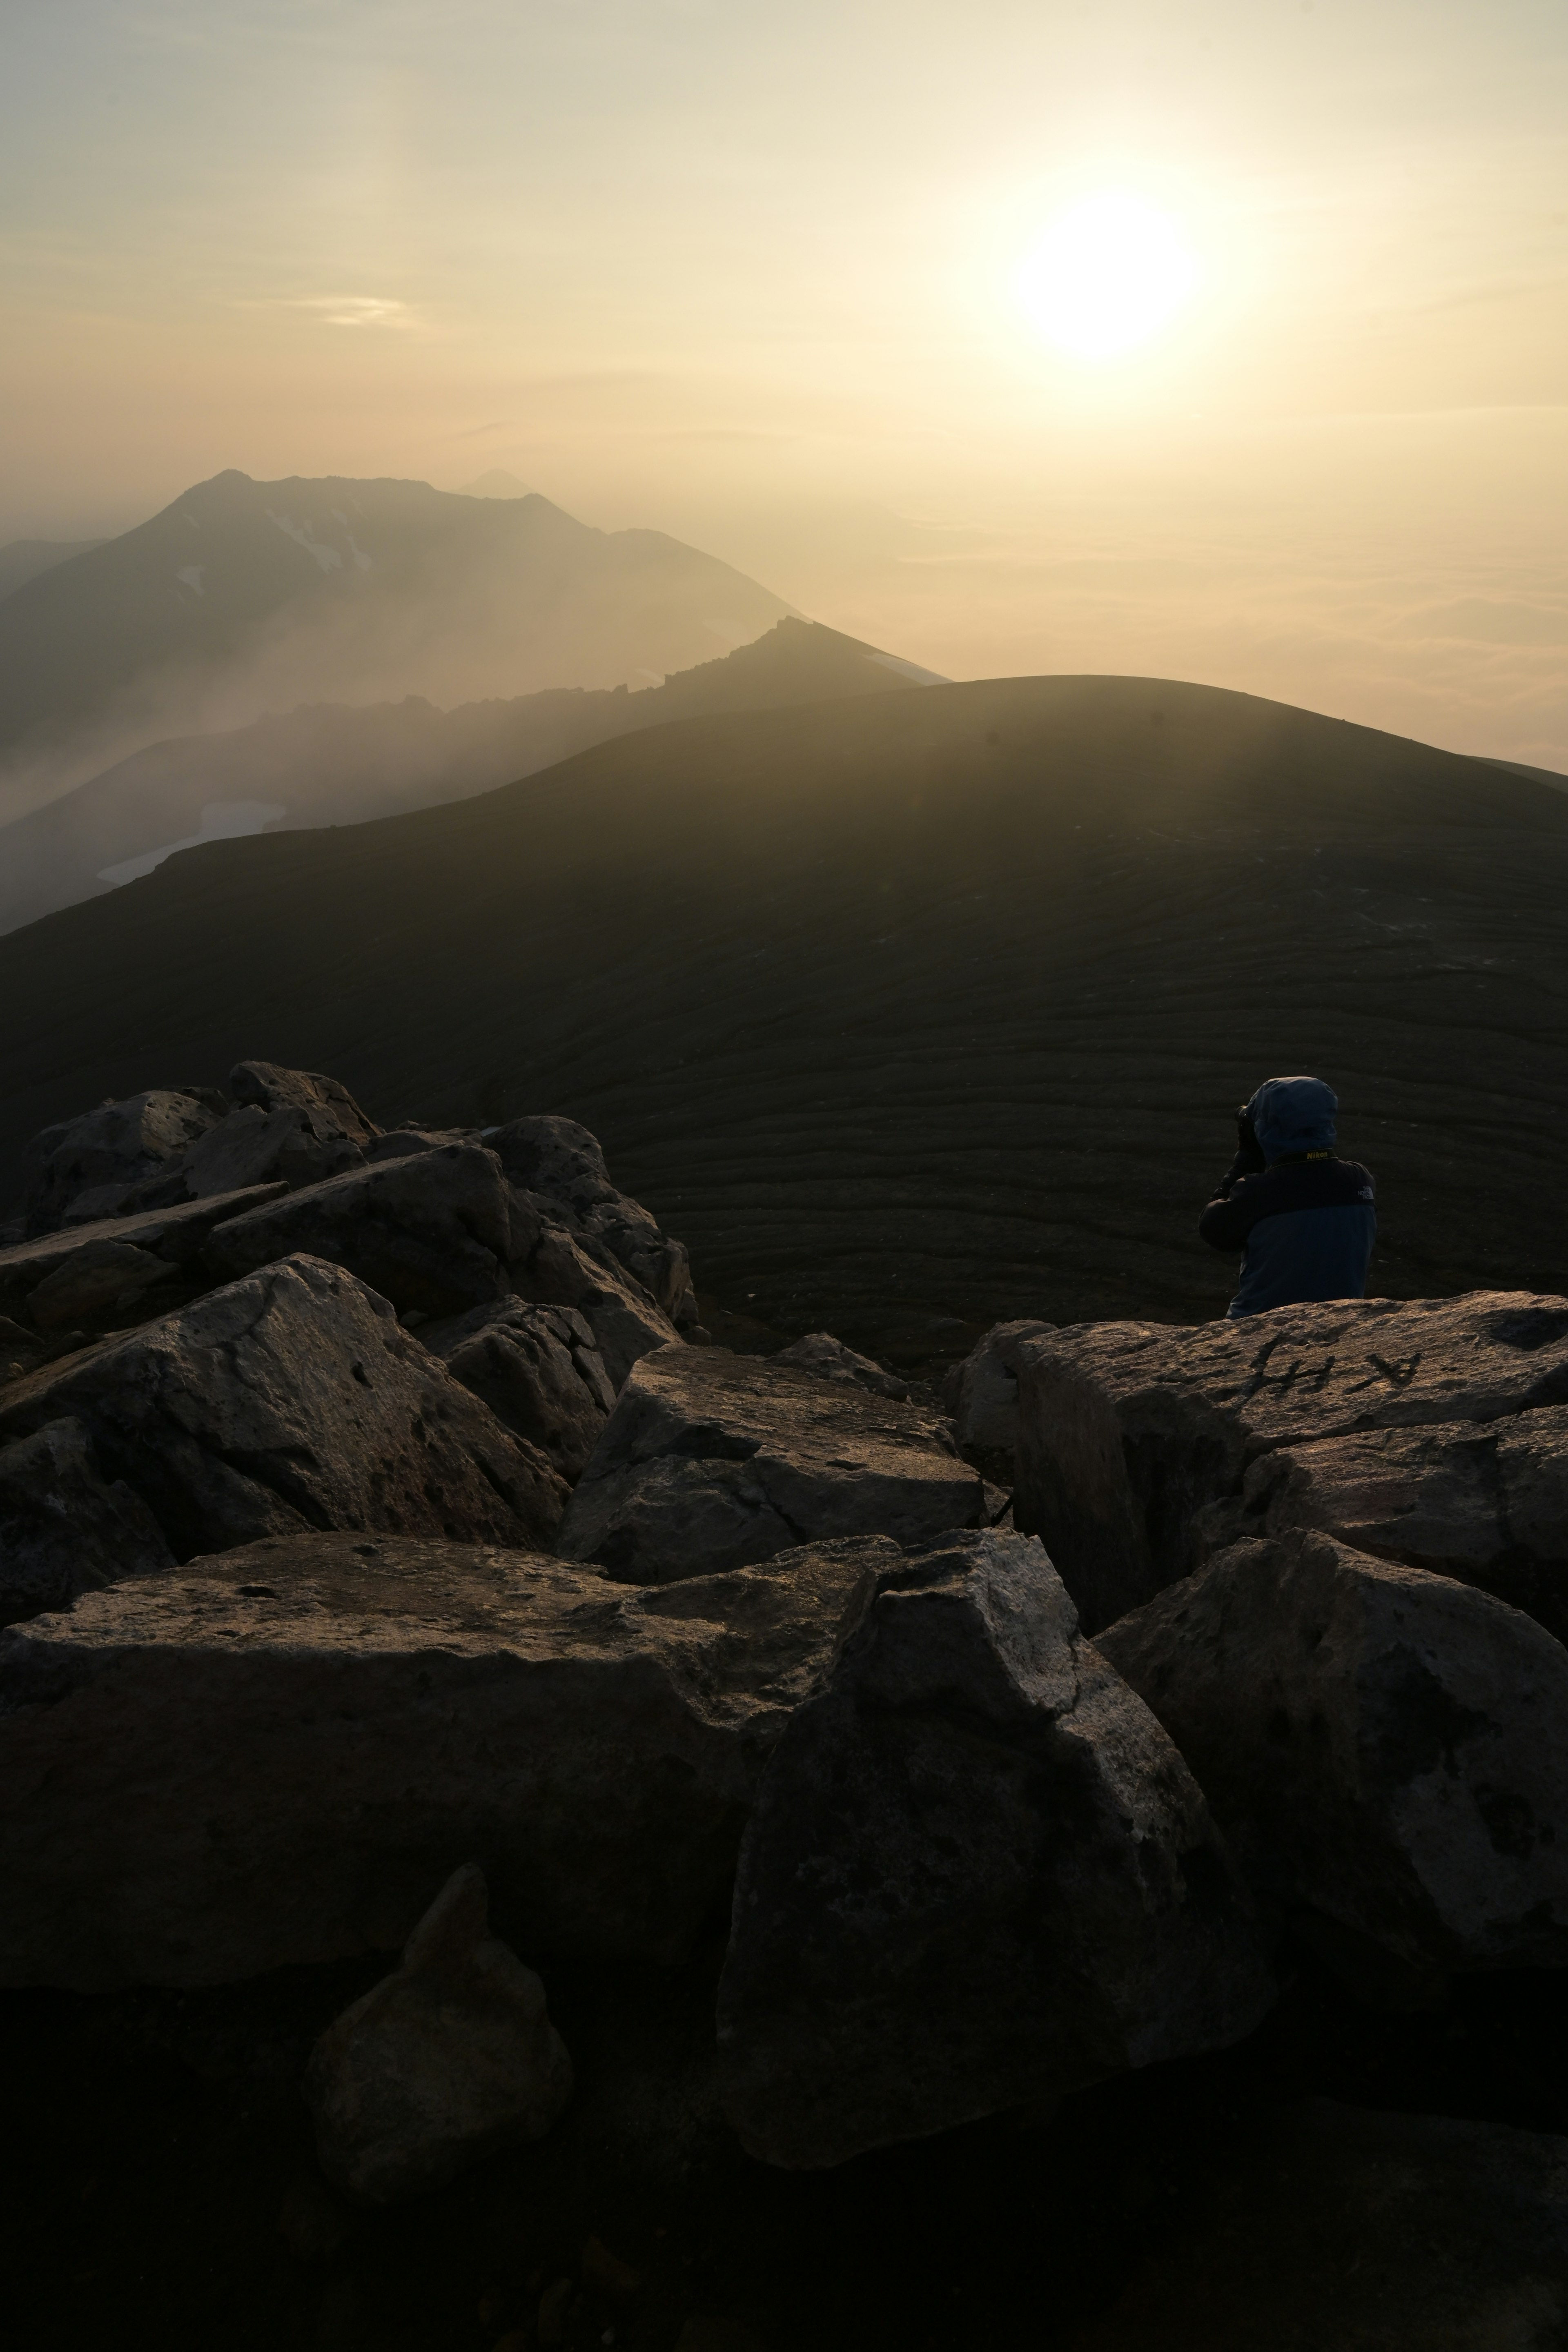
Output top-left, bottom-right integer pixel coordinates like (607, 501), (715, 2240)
(9, 1057), (1568, 2347)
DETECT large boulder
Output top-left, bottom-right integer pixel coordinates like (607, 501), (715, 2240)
(556, 1343), (989, 1584)
(1066, 2100), (1568, 2352)
(717, 1530), (1274, 2169)
(305, 1864), (573, 2203)
(202, 1144), (514, 1319)
(22, 1089), (221, 1231)
(772, 1331), (912, 1401)
(0, 1253), (566, 1571)
(0, 1528), (892, 1987)
(0, 1185), (287, 1332)
(1229, 1407), (1568, 1645)
(0, 1417), (173, 1627)
(1098, 1530), (1568, 1973)
(1011, 1292), (1568, 1631)
(488, 1114), (695, 1326)
(423, 1299), (616, 1481)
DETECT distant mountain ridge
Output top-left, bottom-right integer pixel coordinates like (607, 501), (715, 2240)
(0, 618), (943, 935)
(0, 469), (793, 808)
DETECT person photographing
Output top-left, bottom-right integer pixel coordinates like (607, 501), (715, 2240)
(1200, 1074), (1376, 1320)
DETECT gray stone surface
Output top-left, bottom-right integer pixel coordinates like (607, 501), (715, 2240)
(718, 1530), (1273, 2169)
(0, 1183), (287, 1331)
(1066, 2101), (1568, 2352)
(0, 1415), (173, 1626)
(1227, 1406), (1568, 1646)
(1098, 1529), (1568, 1973)
(943, 1319), (1052, 1458)
(306, 1864), (573, 2202)
(772, 1332), (911, 1401)
(0, 1253), (566, 1562)
(0, 1528), (892, 1987)
(202, 1145), (514, 1319)
(557, 1343), (987, 1584)
(424, 1298), (615, 1481)
(22, 1089), (220, 1231)
(1012, 1291), (1568, 1632)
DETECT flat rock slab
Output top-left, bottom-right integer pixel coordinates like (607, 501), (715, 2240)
(0, 1183), (287, 1326)
(1098, 1530), (1568, 1973)
(0, 1528), (893, 1987)
(719, 1530), (1273, 2168)
(1236, 1406), (1568, 1645)
(1067, 2101), (1568, 2352)
(203, 1144), (514, 1319)
(556, 1342), (987, 1582)
(0, 1253), (565, 1570)
(1011, 1291), (1568, 1630)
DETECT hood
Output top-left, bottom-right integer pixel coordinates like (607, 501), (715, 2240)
(1247, 1074), (1338, 1162)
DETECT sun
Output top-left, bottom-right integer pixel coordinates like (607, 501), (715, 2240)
(1016, 192), (1200, 361)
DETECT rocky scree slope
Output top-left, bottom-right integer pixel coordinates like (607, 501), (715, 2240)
(4, 675), (1567, 1367)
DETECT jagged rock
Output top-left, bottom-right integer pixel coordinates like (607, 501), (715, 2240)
(943, 1319), (1051, 1457)
(488, 1115), (695, 1326)
(510, 1204), (681, 1389)
(1225, 1408), (1568, 1645)
(305, 1864), (572, 2202)
(0, 1528), (891, 1987)
(0, 1254), (566, 1562)
(423, 1299), (615, 1481)
(1066, 2101), (1568, 2352)
(557, 1343), (987, 1584)
(229, 1058), (380, 1147)
(1098, 1529), (1568, 1973)
(772, 1332), (911, 1401)
(718, 1530), (1274, 2169)
(22, 1089), (220, 1231)
(1011, 1292), (1568, 1632)
(0, 1416), (173, 1626)
(0, 1184), (287, 1331)
(202, 1145), (514, 1319)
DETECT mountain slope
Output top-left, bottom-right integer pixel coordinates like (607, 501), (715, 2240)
(0, 470), (792, 795)
(0, 538), (109, 601)
(0, 619), (940, 933)
(3, 674), (1566, 1363)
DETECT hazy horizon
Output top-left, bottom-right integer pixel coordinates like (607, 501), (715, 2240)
(4, 0), (1565, 768)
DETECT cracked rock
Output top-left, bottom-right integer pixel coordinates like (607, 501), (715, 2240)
(1227, 1406), (1568, 1646)
(1010, 1292), (1568, 1633)
(1098, 1529), (1568, 1973)
(556, 1342), (987, 1583)
(718, 1529), (1274, 2167)
(423, 1298), (616, 1481)
(0, 1252), (566, 1562)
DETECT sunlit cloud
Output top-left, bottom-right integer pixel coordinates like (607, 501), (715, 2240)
(294, 296), (418, 330)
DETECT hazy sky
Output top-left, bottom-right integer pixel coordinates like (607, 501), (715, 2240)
(3, 0), (1565, 762)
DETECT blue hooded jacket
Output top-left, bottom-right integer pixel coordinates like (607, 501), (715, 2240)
(1198, 1075), (1376, 1318)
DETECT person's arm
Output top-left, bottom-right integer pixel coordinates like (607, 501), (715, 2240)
(1199, 1108), (1267, 1250)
